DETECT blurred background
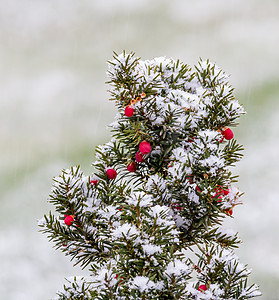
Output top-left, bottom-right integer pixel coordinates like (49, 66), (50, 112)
(0, 0), (278, 299)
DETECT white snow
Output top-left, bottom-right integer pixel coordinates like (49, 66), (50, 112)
(129, 276), (164, 292)
(111, 223), (140, 240)
(126, 192), (154, 208)
(142, 243), (163, 255)
(164, 259), (190, 277)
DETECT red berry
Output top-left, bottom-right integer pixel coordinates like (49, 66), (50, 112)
(90, 179), (98, 186)
(212, 189), (223, 201)
(214, 192), (221, 197)
(127, 161), (137, 172)
(217, 130), (225, 143)
(139, 141), (151, 155)
(214, 186), (229, 197)
(107, 168), (117, 180)
(228, 208), (233, 216)
(198, 284), (207, 292)
(125, 105), (134, 117)
(196, 186), (201, 193)
(115, 274), (124, 283)
(223, 188), (229, 195)
(173, 205), (182, 211)
(222, 127), (234, 140)
(64, 215), (74, 226)
(188, 137), (194, 143)
(135, 151), (144, 163)
(186, 176), (193, 183)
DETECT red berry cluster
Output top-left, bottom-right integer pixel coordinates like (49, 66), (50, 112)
(212, 186), (229, 201)
(123, 94), (152, 173)
(126, 141), (152, 173)
(124, 93), (146, 118)
(94, 141), (151, 181)
(211, 186), (234, 215)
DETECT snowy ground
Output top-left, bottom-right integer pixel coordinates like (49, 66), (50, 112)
(0, 0), (279, 299)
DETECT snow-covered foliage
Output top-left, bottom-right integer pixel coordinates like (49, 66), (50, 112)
(54, 276), (92, 300)
(39, 52), (260, 299)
